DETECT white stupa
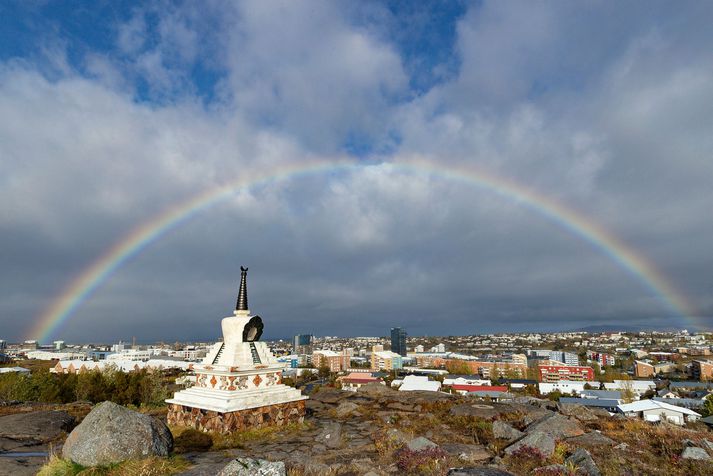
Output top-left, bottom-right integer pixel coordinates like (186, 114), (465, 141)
(167, 267), (307, 433)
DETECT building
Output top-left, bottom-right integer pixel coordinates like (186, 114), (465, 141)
(430, 343), (446, 353)
(538, 380), (587, 395)
(338, 372), (384, 392)
(538, 364), (594, 382)
(450, 384), (507, 396)
(0, 367), (30, 375)
(293, 334), (313, 355)
(559, 397), (619, 412)
(398, 375), (441, 392)
(414, 344), (424, 353)
(603, 380), (655, 397)
(166, 267), (307, 433)
(617, 400), (700, 425)
(691, 360), (713, 381)
(443, 375), (491, 387)
(312, 349), (351, 372)
(634, 360), (655, 378)
(371, 348), (403, 371)
(0, 340), (6, 350)
(528, 350), (579, 366)
(587, 351), (616, 367)
(53, 341), (66, 350)
(390, 328), (407, 357)
(23, 340), (38, 350)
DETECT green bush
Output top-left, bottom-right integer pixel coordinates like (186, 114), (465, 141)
(0, 367), (172, 407)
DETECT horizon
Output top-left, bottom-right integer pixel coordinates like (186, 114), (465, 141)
(1, 1), (712, 342)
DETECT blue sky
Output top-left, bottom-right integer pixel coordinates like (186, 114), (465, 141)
(0, 1), (712, 342)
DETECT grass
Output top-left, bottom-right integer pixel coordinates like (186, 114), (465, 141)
(37, 455), (190, 476)
(170, 421), (312, 451)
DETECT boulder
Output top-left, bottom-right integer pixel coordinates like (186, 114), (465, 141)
(681, 447), (711, 461)
(504, 431), (556, 458)
(334, 401), (359, 418)
(217, 458), (286, 476)
(492, 420), (523, 442)
(310, 388), (350, 404)
(0, 410), (75, 441)
(558, 403), (598, 422)
(315, 422), (342, 449)
(526, 413), (584, 439)
(447, 468), (516, 475)
(406, 436), (437, 451)
(357, 383), (396, 397)
(441, 443), (491, 463)
(450, 404), (500, 419)
(62, 401), (172, 466)
(566, 431), (616, 448)
(701, 439), (713, 452)
(566, 448), (601, 476)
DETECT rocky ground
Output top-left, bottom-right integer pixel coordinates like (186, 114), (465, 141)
(2, 385), (713, 475)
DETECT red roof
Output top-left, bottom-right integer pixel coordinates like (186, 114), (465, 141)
(452, 384), (508, 392)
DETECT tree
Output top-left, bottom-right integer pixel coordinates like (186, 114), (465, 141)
(702, 394), (713, 417)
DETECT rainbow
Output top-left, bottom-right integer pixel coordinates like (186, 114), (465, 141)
(29, 157), (699, 341)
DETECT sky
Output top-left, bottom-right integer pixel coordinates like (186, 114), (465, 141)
(1, 1), (712, 343)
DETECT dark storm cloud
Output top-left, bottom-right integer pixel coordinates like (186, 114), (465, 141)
(1, 1), (712, 342)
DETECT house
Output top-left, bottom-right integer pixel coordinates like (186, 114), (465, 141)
(338, 372), (384, 392)
(443, 375), (491, 387)
(580, 389), (621, 400)
(0, 367), (30, 374)
(451, 384), (507, 396)
(498, 378), (538, 389)
(469, 390), (513, 402)
(651, 397), (707, 410)
(617, 400), (700, 425)
(604, 380), (655, 397)
(559, 397), (620, 412)
(398, 375), (441, 392)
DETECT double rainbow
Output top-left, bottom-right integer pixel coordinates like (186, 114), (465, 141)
(29, 158), (698, 341)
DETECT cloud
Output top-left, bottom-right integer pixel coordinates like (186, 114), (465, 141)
(0, 2), (712, 342)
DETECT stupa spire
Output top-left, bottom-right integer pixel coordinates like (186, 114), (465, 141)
(235, 266), (249, 312)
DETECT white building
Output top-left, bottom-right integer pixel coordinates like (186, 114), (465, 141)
(604, 380), (655, 397)
(398, 375), (442, 392)
(617, 400), (700, 425)
(443, 376), (491, 387)
(414, 345), (424, 353)
(538, 380), (586, 395)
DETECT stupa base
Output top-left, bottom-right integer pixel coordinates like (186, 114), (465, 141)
(167, 399), (305, 434)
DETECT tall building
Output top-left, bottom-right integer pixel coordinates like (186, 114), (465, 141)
(390, 327), (407, 357)
(0, 340), (6, 350)
(293, 334), (313, 354)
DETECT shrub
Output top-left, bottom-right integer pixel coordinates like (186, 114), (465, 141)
(394, 446), (449, 474)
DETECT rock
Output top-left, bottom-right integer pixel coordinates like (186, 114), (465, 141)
(450, 403), (500, 419)
(681, 447), (711, 461)
(373, 428), (409, 447)
(406, 436), (437, 451)
(315, 422), (342, 449)
(386, 401), (421, 412)
(447, 468), (516, 475)
(558, 403), (598, 422)
(311, 388), (350, 404)
(566, 431), (616, 447)
(334, 401), (359, 418)
(62, 401), (172, 466)
(503, 431), (556, 458)
(441, 443), (491, 462)
(613, 443), (628, 451)
(357, 383), (396, 397)
(0, 410), (75, 441)
(526, 413), (584, 439)
(217, 458), (286, 475)
(492, 420), (524, 442)
(701, 439), (713, 452)
(566, 448), (601, 476)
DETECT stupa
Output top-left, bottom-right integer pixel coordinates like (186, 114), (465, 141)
(167, 267), (307, 433)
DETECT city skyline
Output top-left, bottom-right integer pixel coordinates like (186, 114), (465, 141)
(1, 2), (712, 342)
